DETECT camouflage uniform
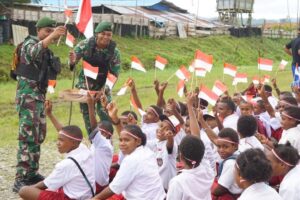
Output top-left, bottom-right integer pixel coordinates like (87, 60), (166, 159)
(15, 36), (47, 180)
(74, 37), (120, 134)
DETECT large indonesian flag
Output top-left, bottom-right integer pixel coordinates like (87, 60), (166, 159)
(155, 55), (168, 70)
(131, 56), (146, 72)
(83, 61), (98, 79)
(177, 80), (185, 97)
(75, 0), (93, 39)
(105, 72), (117, 90)
(198, 85), (219, 106)
(279, 60), (288, 70)
(258, 58), (273, 71)
(65, 31), (75, 48)
(212, 80), (227, 96)
(194, 50), (213, 72)
(176, 66), (191, 81)
(233, 73), (247, 85)
(224, 63), (237, 77)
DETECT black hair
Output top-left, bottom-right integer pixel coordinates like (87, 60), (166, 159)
(273, 142), (300, 167)
(281, 96), (298, 107)
(218, 128), (239, 144)
(236, 149), (273, 182)
(61, 125), (83, 141)
(199, 98), (209, 108)
(121, 110), (138, 121)
(263, 84), (272, 93)
(149, 105), (163, 117)
(178, 101), (188, 116)
(123, 124), (147, 146)
(179, 135), (205, 168)
(283, 107), (300, 124)
(220, 99), (236, 113)
(237, 115), (257, 137)
(99, 120), (114, 135)
(239, 100), (253, 107)
(256, 100), (265, 110)
(280, 91), (293, 98)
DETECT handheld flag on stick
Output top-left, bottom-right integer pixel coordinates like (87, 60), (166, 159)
(279, 60), (288, 71)
(198, 85), (218, 106)
(195, 68), (206, 77)
(177, 80), (185, 98)
(117, 86), (128, 96)
(212, 80), (227, 96)
(252, 75), (260, 85)
(258, 58), (273, 71)
(188, 60), (195, 72)
(131, 56), (146, 72)
(262, 75), (270, 84)
(83, 61), (98, 80)
(175, 66), (191, 81)
(65, 31), (75, 48)
(47, 80), (56, 94)
(105, 72), (117, 90)
(233, 73), (248, 85)
(194, 50), (213, 72)
(130, 95), (146, 116)
(75, 0), (93, 39)
(155, 55), (168, 70)
(223, 63), (237, 77)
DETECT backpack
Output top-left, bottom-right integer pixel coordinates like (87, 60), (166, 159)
(10, 42), (24, 80)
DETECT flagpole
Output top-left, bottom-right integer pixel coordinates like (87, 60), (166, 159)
(166, 72), (176, 82)
(57, 17), (70, 46)
(190, 71), (194, 92)
(155, 65), (157, 80)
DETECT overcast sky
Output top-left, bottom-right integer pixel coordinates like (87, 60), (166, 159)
(171, 0), (299, 19)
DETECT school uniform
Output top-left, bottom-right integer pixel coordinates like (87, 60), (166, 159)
(109, 146), (166, 200)
(238, 182), (282, 200)
(279, 125), (300, 154)
(258, 112), (272, 138)
(91, 132), (113, 190)
(167, 161), (214, 200)
(141, 121), (159, 141)
(41, 144), (95, 200)
(268, 96), (278, 110)
(200, 129), (218, 171)
(239, 136), (264, 152)
(223, 113), (239, 131)
(174, 128), (186, 146)
(279, 164), (300, 200)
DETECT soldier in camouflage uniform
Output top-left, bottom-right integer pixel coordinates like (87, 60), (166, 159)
(69, 21), (121, 134)
(13, 17), (65, 192)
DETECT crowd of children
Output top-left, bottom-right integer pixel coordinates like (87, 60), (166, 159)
(18, 77), (300, 200)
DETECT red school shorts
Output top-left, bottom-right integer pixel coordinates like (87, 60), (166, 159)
(38, 188), (72, 200)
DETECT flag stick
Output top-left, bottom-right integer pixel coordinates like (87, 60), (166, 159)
(68, 53), (76, 125)
(57, 18), (70, 46)
(154, 66), (157, 80)
(166, 72), (176, 82)
(85, 75), (90, 91)
(190, 71), (194, 92)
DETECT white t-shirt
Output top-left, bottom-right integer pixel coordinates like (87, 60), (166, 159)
(279, 164), (300, 199)
(174, 128), (186, 146)
(238, 182), (282, 200)
(223, 114), (239, 131)
(141, 121), (159, 141)
(279, 125), (300, 154)
(91, 133), (113, 186)
(167, 161), (214, 200)
(268, 96), (279, 110)
(200, 129), (218, 172)
(147, 139), (177, 190)
(239, 136), (264, 152)
(44, 144), (95, 200)
(109, 146), (166, 200)
(258, 112), (272, 137)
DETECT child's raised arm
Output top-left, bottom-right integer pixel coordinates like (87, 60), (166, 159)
(166, 130), (175, 154)
(106, 102), (122, 135)
(186, 92), (201, 138)
(87, 92), (97, 132)
(197, 109), (219, 146)
(45, 100), (63, 131)
(157, 81), (168, 108)
(128, 78), (143, 110)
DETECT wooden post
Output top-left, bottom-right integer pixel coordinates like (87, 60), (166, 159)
(119, 16), (122, 37)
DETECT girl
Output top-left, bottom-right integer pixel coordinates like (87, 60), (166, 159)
(235, 149), (282, 200)
(92, 125), (165, 200)
(167, 135), (214, 200)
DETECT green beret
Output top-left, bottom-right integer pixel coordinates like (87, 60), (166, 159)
(36, 17), (57, 28)
(95, 21), (112, 33)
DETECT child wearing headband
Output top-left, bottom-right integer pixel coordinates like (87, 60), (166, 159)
(235, 149), (282, 200)
(93, 125), (165, 200)
(19, 125), (95, 200)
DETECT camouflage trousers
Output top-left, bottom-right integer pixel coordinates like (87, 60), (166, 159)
(16, 95), (46, 179)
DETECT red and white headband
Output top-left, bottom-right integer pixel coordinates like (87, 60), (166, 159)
(121, 130), (139, 140)
(148, 106), (159, 117)
(217, 138), (238, 145)
(271, 149), (295, 167)
(281, 112), (300, 122)
(59, 130), (82, 142)
(98, 128), (112, 136)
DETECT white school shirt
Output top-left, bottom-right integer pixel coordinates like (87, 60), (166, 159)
(239, 136), (264, 152)
(258, 112), (272, 137)
(200, 129), (218, 172)
(91, 133), (113, 186)
(279, 125), (300, 154)
(109, 146), (166, 200)
(238, 182), (282, 200)
(268, 96), (279, 110)
(44, 144), (95, 200)
(223, 113), (239, 131)
(167, 161), (214, 200)
(147, 139), (177, 190)
(141, 121), (159, 141)
(174, 128), (186, 146)
(279, 164), (300, 200)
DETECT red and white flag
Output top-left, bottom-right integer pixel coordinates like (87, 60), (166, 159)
(279, 59), (288, 70)
(252, 75), (260, 85)
(131, 56), (146, 72)
(177, 80), (185, 98)
(258, 58), (273, 71)
(155, 55), (168, 70)
(130, 95), (146, 116)
(65, 31), (75, 48)
(105, 72), (117, 90)
(242, 95), (254, 103)
(176, 66), (191, 81)
(47, 80), (56, 94)
(233, 73), (247, 85)
(117, 86), (128, 96)
(83, 61), (98, 79)
(262, 75), (270, 83)
(212, 80), (227, 96)
(224, 63), (237, 77)
(198, 85), (219, 106)
(194, 50), (213, 72)
(195, 68), (206, 77)
(75, 0), (93, 39)
(188, 60), (195, 72)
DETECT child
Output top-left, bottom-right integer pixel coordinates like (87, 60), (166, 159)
(167, 135), (214, 200)
(19, 125), (95, 200)
(216, 99), (239, 131)
(235, 149), (282, 200)
(92, 125), (166, 200)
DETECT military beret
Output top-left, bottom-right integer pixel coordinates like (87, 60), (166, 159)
(95, 21), (112, 33)
(36, 17), (57, 28)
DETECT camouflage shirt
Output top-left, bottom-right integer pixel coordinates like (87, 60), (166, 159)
(74, 37), (121, 90)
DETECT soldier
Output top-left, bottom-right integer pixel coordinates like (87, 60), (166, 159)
(13, 17), (66, 192)
(69, 21), (121, 134)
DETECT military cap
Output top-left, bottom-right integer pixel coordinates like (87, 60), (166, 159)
(36, 17), (57, 28)
(95, 21), (112, 33)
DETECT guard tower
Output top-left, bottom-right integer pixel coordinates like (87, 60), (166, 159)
(217, 0), (254, 27)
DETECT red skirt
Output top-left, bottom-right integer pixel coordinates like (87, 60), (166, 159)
(211, 178), (239, 200)
(38, 188), (72, 200)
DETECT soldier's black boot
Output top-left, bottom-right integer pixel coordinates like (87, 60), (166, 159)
(12, 178), (28, 193)
(26, 173), (45, 185)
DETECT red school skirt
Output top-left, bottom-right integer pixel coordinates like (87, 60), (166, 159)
(211, 178), (240, 200)
(38, 188), (72, 200)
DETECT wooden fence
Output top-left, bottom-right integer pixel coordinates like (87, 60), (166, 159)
(263, 30), (297, 39)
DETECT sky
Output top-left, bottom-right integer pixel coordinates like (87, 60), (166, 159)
(171, 0), (300, 20)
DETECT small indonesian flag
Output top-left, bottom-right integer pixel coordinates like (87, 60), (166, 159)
(177, 80), (185, 97)
(65, 31), (75, 48)
(198, 85), (219, 106)
(279, 60), (288, 70)
(188, 60), (195, 72)
(131, 56), (146, 72)
(194, 50), (213, 72)
(47, 80), (56, 94)
(252, 75), (260, 85)
(258, 58), (273, 71)
(117, 86), (128, 96)
(262, 75), (270, 83)
(155, 55), (168, 70)
(195, 68), (206, 77)
(64, 9), (73, 18)
(233, 73), (248, 85)
(242, 95), (254, 103)
(176, 66), (191, 81)
(75, 0), (93, 39)
(130, 95), (146, 116)
(224, 63), (237, 77)
(212, 80), (227, 96)
(105, 72), (117, 90)
(83, 61), (98, 79)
